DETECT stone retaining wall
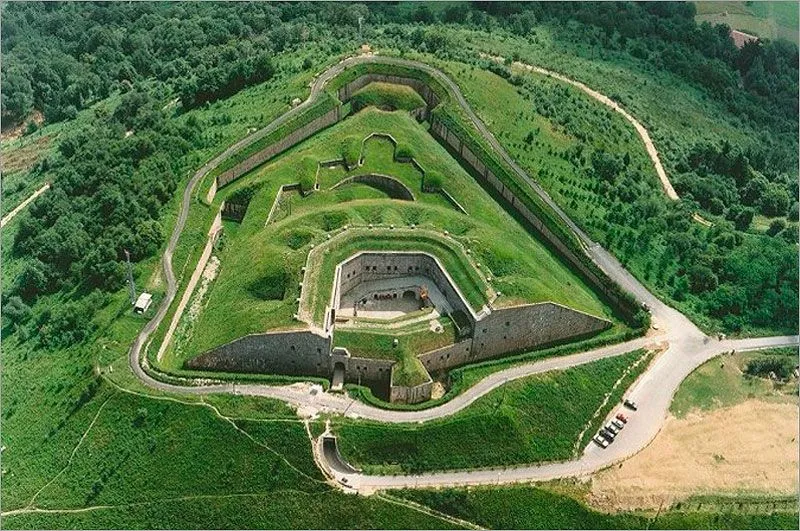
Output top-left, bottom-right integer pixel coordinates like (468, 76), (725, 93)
(332, 173), (415, 201)
(430, 117), (633, 315)
(390, 378), (433, 404)
(186, 330), (331, 377)
(217, 106), (342, 188)
(338, 74), (440, 118)
(471, 302), (611, 360)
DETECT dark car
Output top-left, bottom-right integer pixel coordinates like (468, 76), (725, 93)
(624, 399), (638, 411)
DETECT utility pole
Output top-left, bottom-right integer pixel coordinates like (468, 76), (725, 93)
(124, 249), (136, 305)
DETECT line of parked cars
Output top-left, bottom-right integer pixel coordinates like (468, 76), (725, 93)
(592, 400), (636, 449)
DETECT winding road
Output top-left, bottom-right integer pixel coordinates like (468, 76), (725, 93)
(127, 54), (798, 493)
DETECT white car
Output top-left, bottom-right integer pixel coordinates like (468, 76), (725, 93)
(604, 423), (618, 435)
(593, 435), (609, 448)
(612, 419), (624, 430)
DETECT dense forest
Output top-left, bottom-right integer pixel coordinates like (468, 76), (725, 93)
(1, 1), (797, 341)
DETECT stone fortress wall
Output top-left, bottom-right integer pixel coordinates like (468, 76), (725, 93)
(217, 106), (343, 189)
(189, 250), (610, 403)
(332, 251), (477, 324)
(190, 66), (627, 404)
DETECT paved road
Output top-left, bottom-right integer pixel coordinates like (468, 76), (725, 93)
(125, 54), (798, 492)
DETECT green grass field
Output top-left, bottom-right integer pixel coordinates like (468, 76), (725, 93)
(394, 482), (798, 530)
(351, 81), (427, 111)
(165, 106), (615, 370)
(332, 349), (651, 473)
(694, 1), (799, 44)
(670, 347), (798, 417)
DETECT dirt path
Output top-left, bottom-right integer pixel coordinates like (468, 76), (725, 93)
(1, 182), (50, 228)
(590, 400), (799, 511)
(155, 210), (222, 362)
(483, 54), (678, 201)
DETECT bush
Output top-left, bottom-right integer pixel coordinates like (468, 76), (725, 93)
(320, 210), (349, 231)
(247, 260), (288, 300)
(423, 171), (443, 192)
(395, 143), (414, 160)
(341, 136), (361, 168)
(745, 356), (796, 380)
(284, 227), (315, 250)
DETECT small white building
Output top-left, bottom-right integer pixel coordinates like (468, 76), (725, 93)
(134, 292), (153, 314)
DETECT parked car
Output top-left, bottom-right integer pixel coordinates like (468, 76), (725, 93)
(624, 399), (638, 411)
(604, 423), (618, 435)
(593, 435), (609, 448)
(612, 419), (624, 430)
(615, 413), (628, 423)
(600, 428), (615, 441)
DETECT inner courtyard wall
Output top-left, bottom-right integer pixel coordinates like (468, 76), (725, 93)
(334, 252), (476, 321)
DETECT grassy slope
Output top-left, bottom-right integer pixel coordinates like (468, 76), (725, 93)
(174, 107), (614, 366)
(694, 1), (799, 44)
(395, 482), (798, 530)
(351, 81), (426, 111)
(670, 347), (798, 418)
(333, 349), (650, 473)
(406, 43), (795, 336)
(0, 51), (450, 530)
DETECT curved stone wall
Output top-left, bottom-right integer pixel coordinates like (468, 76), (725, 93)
(332, 173), (415, 201)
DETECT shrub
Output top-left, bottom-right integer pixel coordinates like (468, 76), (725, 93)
(745, 356), (796, 380)
(248, 260), (287, 300)
(284, 227), (315, 250)
(423, 171), (443, 192)
(295, 156), (318, 195)
(341, 136), (361, 168)
(321, 210), (349, 231)
(395, 143), (414, 160)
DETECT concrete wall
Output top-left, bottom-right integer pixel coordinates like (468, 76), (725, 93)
(186, 330), (331, 377)
(217, 106), (342, 189)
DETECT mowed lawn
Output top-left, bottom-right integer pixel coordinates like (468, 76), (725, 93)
(332, 349), (650, 473)
(173, 107), (617, 369)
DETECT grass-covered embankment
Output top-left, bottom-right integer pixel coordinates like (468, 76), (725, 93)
(333, 349), (651, 473)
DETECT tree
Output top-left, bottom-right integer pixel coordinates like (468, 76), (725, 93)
(758, 184), (791, 217)
(688, 265), (718, 293)
(1, 66), (35, 122)
(767, 218), (786, 237)
(2, 296), (32, 330)
(591, 150), (622, 181)
(726, 204), (754, 231)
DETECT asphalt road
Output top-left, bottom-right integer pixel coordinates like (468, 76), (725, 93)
(125, 54), (799, 492)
